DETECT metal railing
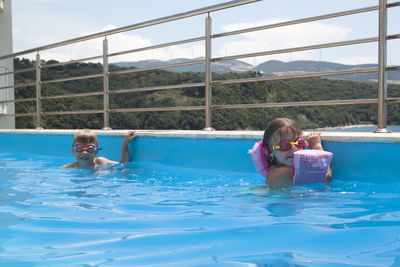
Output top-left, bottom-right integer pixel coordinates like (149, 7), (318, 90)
(0, 0), (399, 132)
(0, 66), (9, 114)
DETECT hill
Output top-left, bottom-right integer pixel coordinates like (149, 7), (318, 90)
(114, 59), (400, 84)
(13, 58), (400, 130)
(114, 58), (253, 73)
(255, 60), (400, 84)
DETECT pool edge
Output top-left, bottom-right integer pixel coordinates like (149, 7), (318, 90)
(0, 129), (400, 143)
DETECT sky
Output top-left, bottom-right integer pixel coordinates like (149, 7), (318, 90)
(10, 0), (400, 66)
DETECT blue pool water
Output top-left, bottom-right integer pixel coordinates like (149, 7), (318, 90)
(0, 133), (400, 266)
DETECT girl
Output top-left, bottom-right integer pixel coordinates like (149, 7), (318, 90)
(263, 118), (332, 186)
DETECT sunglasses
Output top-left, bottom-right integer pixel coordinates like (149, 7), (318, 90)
(72, 144), (102, 153)
(270, 137), (308, 152)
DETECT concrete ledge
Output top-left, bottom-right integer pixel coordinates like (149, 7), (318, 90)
(0, 129), (400, 142)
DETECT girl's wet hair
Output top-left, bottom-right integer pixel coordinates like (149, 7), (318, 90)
(73, 129), (98, 146)
(263, 118), (302, 149)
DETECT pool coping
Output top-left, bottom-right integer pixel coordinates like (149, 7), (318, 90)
(0, 129), (400, 143)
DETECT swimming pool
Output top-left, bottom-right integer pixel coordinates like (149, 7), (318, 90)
(0, 130), (399, 266)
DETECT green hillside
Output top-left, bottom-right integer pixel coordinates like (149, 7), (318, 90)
(13, 58), (400, 130)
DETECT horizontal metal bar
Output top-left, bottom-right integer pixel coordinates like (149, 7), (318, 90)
(41, 55), (104, 69)
(7, 97), (398, 117)
(387, 34), (400, 40)
(110, 82), (205, 95)
(1, 81), (36, 90)
(0, 113), (13, 117)
(109, 36), (205, 58)
(213, 5), (379, 39)
(41, 91), (103, 100)
(213, 68), (378, 86)
(387, 65), (400, 71)
(110, 105), (205, 113)
(0, 85), (14, 90)
(12, 113), (37, 118)
(42, 109), (104, 116)
(14, 67), (36, 74)
(0, 97), (36, 104)
(0, 0), (260, 61)
(0, 67), (36, 77)
(14, 98), (36, 103)
(212, 99), (378, 110)
(213, 37), (378, 63)
(13, 82), (36, 89)
(8, 98), (399, 117)
(109, 60), (205, 76)
(41, 73), (103, 85)
(0, 71), (11, 77)
(387, 97), (400, 104)
(387, 1), (400, 8)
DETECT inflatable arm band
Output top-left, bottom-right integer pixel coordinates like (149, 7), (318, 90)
(250, 140), (270, 177)
(292, 149), (333, 184)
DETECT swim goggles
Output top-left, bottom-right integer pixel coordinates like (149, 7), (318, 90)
(270, 137), (308, 152)
(72, 144), (102, 153)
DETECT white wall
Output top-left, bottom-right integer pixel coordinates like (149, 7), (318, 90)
(0, 0), (15, 129)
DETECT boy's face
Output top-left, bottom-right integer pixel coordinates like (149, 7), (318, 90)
(71, 142), (99, 167)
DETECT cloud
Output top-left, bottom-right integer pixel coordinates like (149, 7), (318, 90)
(15, 20), (356, 67)
(25, 24), (205, 64)
(218, 19), (353, 65)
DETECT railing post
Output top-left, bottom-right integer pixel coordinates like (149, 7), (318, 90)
(102, 37), (111, 130)
(204, 13), (214, 131)
(0, 66), (8, 115)
(374, 0), (391, 133)
(35, 53), (43, 129)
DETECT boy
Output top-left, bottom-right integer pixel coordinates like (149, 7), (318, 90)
(62, 129), (136, 168)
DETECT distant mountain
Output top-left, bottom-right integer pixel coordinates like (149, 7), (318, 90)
(113, 58), (253, 73)
(253, 60), (395, 84)
(255, 60), (377, 73)
(113, 59), (400, 84)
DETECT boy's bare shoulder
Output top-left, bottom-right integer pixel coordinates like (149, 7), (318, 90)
(61, 162), (79, 168)
(95, 157), (118, 166)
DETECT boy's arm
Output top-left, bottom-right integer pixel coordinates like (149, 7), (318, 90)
(120, 130), (137, 163)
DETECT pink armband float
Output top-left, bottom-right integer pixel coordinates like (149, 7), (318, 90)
(250, 140), (270, 177)
(293, 150), (333, 185)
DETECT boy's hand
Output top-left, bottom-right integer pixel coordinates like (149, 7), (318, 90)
(308, 132), (323, 150)
(123, 130), (137, 147)
(120, 130), (137, 163)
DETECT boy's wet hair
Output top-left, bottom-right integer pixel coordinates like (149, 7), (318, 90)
(73, 129), (98, 146)
(263, 118), (302, 149)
